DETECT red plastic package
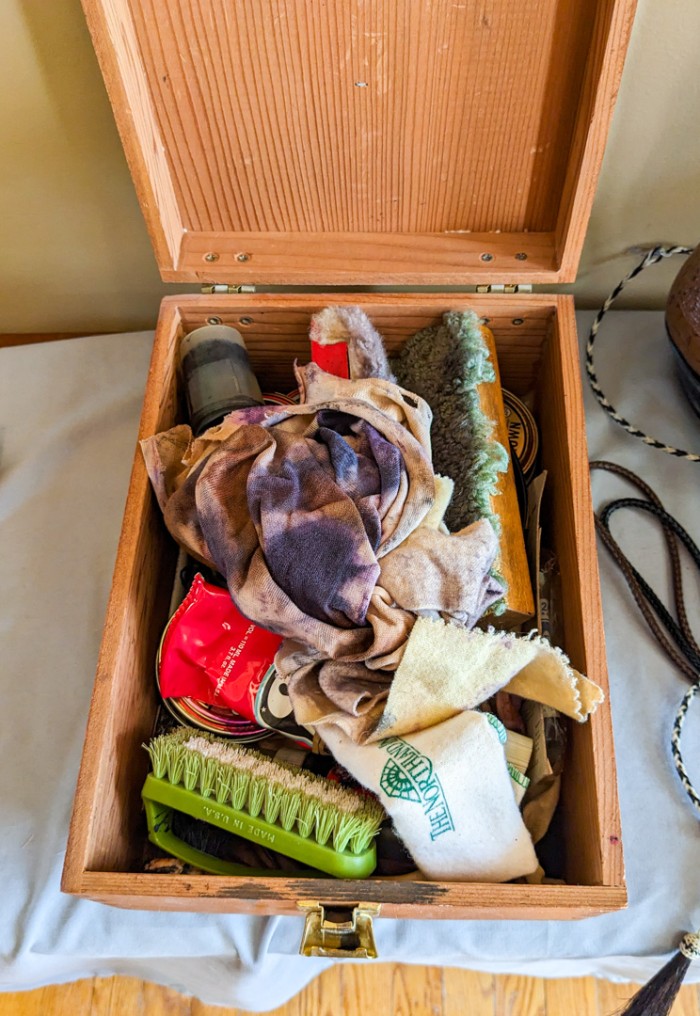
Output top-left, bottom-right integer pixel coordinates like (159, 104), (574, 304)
(158, 574), (283, 718)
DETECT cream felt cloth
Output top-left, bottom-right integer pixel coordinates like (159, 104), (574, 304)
(371, 618), (604, 742)
(322, 710), (538, 882)
(287, 614), (603, 744)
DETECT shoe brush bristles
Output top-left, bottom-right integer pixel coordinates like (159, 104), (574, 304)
(144, 730), (384, 855)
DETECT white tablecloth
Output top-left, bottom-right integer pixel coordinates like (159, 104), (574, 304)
(1, 312), (698, 1010)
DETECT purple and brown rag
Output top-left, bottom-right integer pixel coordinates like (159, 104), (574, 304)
(141, 362), (504, 688)
(143, 310), (602, 748)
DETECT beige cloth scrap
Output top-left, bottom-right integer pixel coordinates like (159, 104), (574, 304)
(379, 518), (501, 625)
(422, 474), (454, 530)
(522, 777), (562, 845)
(276, 651), (390, 742)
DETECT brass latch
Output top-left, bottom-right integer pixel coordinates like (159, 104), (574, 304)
(200, 283), (257, 294)
(298, 902), (381, 958)
(475, 283), (533, 294)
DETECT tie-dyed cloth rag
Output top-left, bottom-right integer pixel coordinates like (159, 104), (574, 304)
(141, 362), (504, 679)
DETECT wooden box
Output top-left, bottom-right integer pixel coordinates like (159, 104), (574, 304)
(63, 0), (635, 923)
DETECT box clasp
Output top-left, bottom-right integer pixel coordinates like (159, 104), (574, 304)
(298, 901), (381, 958)
(476, 283), (533, 294)
(200, 283), (257, 294)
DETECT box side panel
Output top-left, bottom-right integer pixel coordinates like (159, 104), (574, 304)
(175, 293), (552, 393)
(76, 872), (627, 920)
(537, 297), (624, 888)
(63, 305), (183, 885)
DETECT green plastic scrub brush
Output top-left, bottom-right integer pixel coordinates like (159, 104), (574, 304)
(142, 728), (385, 878)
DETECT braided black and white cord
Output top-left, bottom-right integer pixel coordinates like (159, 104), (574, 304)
(591, 461), (700, 818)
(586, 245), (700, 462)
(672, 681), (700, 815)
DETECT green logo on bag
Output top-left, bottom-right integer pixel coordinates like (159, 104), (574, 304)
(378, 737), (455, 840)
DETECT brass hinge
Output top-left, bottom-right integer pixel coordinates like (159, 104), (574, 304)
(475, 283), (533, 294)
(298, 901), (381, 958)
(200, 283), (257, 294)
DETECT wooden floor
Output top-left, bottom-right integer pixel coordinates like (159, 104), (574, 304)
(2, 968), (700, 1015)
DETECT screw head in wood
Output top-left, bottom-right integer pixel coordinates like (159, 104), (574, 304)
(480, 253), (494, 262)
(512, 318), (525, 326)
(207, 316), (222, 325)
(236, 252), (251, 262)
(204, 252), (219, 262)
(515, 252), (528, 261)
(239, 317), (253, 325)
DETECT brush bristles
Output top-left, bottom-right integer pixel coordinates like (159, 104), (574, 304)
(144, 730), (384, 855)
(620, 951), (692, 1016)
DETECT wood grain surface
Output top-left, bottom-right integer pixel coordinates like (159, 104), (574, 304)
(126, 0), (584, 235)
(80, 0), (637, 283)
(2, 970), (699, 1016)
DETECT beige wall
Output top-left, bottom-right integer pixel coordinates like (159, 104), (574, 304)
(1, 1), (699, 333)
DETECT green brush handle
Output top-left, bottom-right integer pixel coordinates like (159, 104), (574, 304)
(143, 774), (378, 879)
(143, 795), (283, 876)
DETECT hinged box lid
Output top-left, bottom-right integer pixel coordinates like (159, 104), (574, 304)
(83, 0), (637, 286)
